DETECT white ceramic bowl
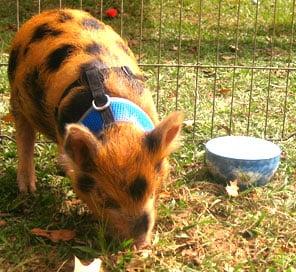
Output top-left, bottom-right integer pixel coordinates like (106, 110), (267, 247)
(205, 136), (281, 188)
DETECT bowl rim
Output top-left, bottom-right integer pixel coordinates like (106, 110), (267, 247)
(205, 135), (281, 161)
(206, 149), (281, 162)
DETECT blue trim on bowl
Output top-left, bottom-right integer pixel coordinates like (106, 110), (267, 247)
(205, 150), (280, 189)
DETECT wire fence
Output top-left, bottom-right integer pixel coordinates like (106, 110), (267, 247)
(0, 0), (295, 142)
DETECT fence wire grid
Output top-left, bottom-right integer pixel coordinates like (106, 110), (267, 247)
(0, 0), (295, 142)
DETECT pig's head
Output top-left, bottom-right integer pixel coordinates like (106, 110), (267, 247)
(62, 111), (183, 248)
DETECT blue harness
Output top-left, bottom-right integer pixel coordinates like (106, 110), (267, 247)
(79, 67), (154, 134)
(79, 96), (154, 133)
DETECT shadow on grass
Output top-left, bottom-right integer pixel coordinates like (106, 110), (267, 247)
(0, 164), (132, 271)
(180, 161), (225, 195)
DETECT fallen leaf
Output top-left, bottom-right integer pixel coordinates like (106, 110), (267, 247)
(74, 256), (102, 272)
(226, 180), (239, 197)
(135, 53), (146, 61)
(0, 220), (7, 227)
(175, 232), (190, 239)
(221, 55), (235, 61)
(217, 124), (231, 135)
(139, 249), (152, 258)
(218, 88), (231, 96)
(180, 246), (201, 266)
(177, 212), (190, 219)
(128, 39), (139, 47)
(31, 228), (76, 242)
(159, 191), (171, 199)
(126, 258), (145, 271)
(0, 212), (10, 217)
(65, 199), (82, 207)
(269, 207), (277, 215)
(6, 24), (17, 31)
(152, 231), (160, 246)
(202, 69), (215, 77)
(229, 45), (239, 52)
(1, 113), (14, 123)
(281, 151), (287, 160)
(252, 0), (260, 5)
(183, 119), (194, 128)
(172, 45), (178, 51)
(274, 69), (286, 78)
(224, 263), (235, 272)
(189, 46), (197, 53)
(266, 47), (286, 57)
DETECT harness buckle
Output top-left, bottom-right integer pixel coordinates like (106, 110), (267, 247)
(92, 95), (111, 111)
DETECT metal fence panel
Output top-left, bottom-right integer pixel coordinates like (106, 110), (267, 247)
(0, 0), (295, 141)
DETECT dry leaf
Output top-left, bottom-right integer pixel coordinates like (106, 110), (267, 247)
(218, 88), (231, 96)
(74, 256), (102, 272)
(175, 232), (190, 239)
(65, 199), (82, 207)
(225, 180), (239, 197)
(274, 69), (286, 78)
(1, 113), (14, 123)
(139, 249), (152, 258)
(126, 258), (145, 271)
(0, 212), (10, 217)
(152, 231), (160, 246)
(135, 53), (146, 61)
(224, 263), (235, 272)
(217, 124), (231, 135)
(229, 45), (239, 52)
(172, 45), (178, 51)
(31, 228), (76, 242)
(180, 247), (201, 266)
(0, 220), (7, 227)
(202, 69), (215, 77)
(7, 24), (17, 31)
(183, 119), (194, 128)
(128, 39), (139, 47)
(281, 151), (287, 160)
(159, 191), (171, 199)
(221, 55), (235, 61)
(189, 46), (197, 53)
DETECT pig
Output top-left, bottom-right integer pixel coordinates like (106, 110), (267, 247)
(8, 8), (183, 248)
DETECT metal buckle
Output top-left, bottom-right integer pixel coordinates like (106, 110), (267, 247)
(92, 95), (111, 111)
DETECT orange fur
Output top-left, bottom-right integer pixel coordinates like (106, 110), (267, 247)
(9, 9), (183, 248)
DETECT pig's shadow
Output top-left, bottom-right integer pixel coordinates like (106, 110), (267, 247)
(0, 166), (122, 268)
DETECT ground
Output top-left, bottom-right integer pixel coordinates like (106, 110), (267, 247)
(0, 0), (296, 271)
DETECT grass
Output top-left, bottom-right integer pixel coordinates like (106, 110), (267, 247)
(1, 0), (296, 271)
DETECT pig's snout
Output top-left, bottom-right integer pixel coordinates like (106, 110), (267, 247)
(132, 212), (154, 249)
(133, 212), (149, 237)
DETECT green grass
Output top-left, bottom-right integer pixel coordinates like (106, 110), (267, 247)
(1, 0), (296, 271)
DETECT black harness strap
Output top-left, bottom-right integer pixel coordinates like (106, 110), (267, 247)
(83, 68), (115, 127)
(56, 65), (141, 134)
(58, 66), (140, 108)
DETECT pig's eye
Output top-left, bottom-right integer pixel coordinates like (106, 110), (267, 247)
(155, 161), (163, 172)
(104, 198), (120, 209)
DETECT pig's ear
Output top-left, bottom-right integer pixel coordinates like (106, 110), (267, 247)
(144, 111), (184, 156)
(64, 124), (98, 171)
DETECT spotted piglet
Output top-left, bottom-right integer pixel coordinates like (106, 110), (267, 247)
(8, 9), (183, 248)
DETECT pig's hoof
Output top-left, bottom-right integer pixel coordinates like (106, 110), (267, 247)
(17, 175), (36, 193)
